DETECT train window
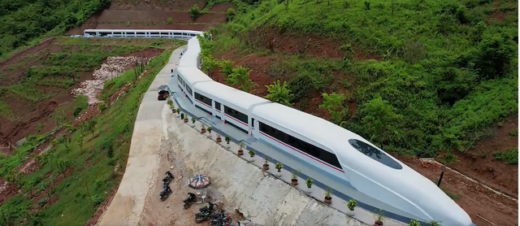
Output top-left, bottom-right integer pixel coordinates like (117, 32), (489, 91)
(174, 32), (181, 35)
(251, 118), (255, 128)
(194, 92), (212, 106)
(161, 32), (168, 35)
(86, 32), (96, 36)
(215, 101), (221, 111)
(113, 32), (122, 35)
(224, 106), (248, 124)
(151, 32), (159, 35)
(186, 85), (193, 96)
(348, 139), (402, 170)
(100, 32), (110, 36)
(259, 122), (342, 169)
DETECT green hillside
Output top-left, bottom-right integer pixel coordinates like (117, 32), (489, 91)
(204, 0), (518, 159)
(0, 0), (110, 59)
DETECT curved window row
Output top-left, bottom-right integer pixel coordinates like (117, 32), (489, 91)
(224, 106), (248, 124)
(195, 92), (212, 106)
(259, 122), (342, 169)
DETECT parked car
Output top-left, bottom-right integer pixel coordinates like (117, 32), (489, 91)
(158, 85), (170, 101)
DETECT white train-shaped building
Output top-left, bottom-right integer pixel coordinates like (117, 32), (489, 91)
(83, 29), (475, 226)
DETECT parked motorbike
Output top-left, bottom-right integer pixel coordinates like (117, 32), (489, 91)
(209, 211), (232, 226)
(162, 171), (174, 184)
(183, 192), (197, 209)
(194, 202), (218, 223)
(198, 202), (216, 213)
(159, 184), (172, 201)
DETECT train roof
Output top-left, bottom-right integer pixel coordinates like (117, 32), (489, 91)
(251, 102), (410, 171)
(187, 37), (201, 52)
(177, 67), (212, 85)
(250, 102), (469, 223)
(194, 81), (270, 111)
(178, 54), (199, 68)
(84, 29), (203, 34)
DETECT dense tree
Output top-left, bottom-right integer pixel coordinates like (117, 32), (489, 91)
(319, 92), (349, 124)
(359, 96), (402, 149)
(220, 60), (234, 76)
(473, 33), (516, 80)
(226, 66), (257, 92)
(265, 80), (293, 106)
(201, 56), (219, 76)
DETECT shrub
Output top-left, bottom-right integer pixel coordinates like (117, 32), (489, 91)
(167, 17), (173, 24)
(493, 148), (518, 165)
(190, 5), (201, 21)
(226, 8), (236, 22)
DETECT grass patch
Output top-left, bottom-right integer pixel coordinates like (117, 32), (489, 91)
(493, 148), (518, 165)
(0, 100), (15, 120)
(0, 49), (175, 226)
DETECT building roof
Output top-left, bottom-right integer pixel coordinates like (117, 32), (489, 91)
(194, 81), (269, 111)
(177, 67), (212, 85)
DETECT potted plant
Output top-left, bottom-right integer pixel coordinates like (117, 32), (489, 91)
(305, 178), (313, 194)
(291, 169), (300, 186)
(167, 100), (175, 113)
(182, 113), (187, 122)
(373, 209), (385, 226)
(201, 124), (207, 134)
(248, 150), (255, 162)
(324, 188), (332, 205)
(207, 126), (213, 138)
(409, 220), (420, 226)
(191, 117), (196, 127)
(274, 162), (283, 177)
(262, 156), (270, 171)
(216, 134), (222, 143)
(225, 136), (231, 148)
(347, 199), (357, 216)
(176, 108), (181, 117)
(238, 141), (245, 156)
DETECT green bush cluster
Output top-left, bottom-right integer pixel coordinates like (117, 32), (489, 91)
(0, 0), (112, 59)
(204, 0), (517, 157)
(493, 148), (518, 165)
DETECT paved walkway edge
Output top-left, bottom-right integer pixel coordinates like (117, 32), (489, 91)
(97, 47), (185, 226)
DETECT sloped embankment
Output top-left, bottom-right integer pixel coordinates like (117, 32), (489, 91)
(164, 113), (368, 226)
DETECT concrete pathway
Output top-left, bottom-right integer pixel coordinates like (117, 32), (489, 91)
(97, 47), (185, 226)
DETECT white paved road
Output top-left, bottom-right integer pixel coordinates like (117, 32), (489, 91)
(97, 47), (184, 226)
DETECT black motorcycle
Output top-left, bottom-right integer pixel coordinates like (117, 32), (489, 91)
(163, 171), (174, 184)
(183, 192), (197, 209)
(198, 202), (216, 213)
(194, 202), (217, 223)
(209, 211), (232, 226)
(159, 184), (172, 201)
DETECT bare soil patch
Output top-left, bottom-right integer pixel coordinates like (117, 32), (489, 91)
(210, 3), (236, 12)
(66, 2), (232, 35)
(109, 0), (207, 11)
(398, 156), (517, 226)
(445, 115), (518, 197)
(0, 42), (163, 149)
(0, 178), (19, 206)
(244, 28), (381, 60)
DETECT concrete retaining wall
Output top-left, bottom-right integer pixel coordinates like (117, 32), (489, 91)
(164, 111), (368, 226)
